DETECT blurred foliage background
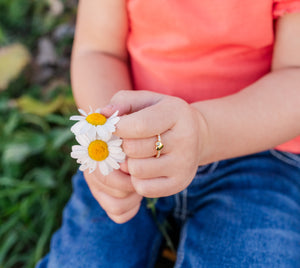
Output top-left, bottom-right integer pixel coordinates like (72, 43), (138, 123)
(0, 0), (78, 267)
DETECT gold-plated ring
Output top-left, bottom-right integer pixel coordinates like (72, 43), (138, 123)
(155, 134), (164, 158)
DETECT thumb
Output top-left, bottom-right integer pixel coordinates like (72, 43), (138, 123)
(101, 90), (163, 117)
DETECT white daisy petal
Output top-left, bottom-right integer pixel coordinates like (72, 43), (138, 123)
(78, 109), (87, 116)
(79, 125), (96, 139)
(71, 150), (87, 159)
(78, 155), (89, 164)
(70, 115), (85, 121)
(79, 122), (92, 135)
(95, 108), (101, 113)
(80, 156), (91, 165)
(110, 110), (119, 117)
(108, 146), (123, 154)
(99, 161), (109, 176)
(79, 163), (88, 171)
(110, 152), (126, 162)
(89, 160), (97, 173)
(108, 117), (120, 125)
(72, 145), (85, 152)
(95, 126), (105, 138)
(71, 121), (86, 134)
(106, 156), (120, 169)
(108, 139), (123, 147)
(96, 126), (111, 141)
(86, 128), (97, 140)
(76, 134), (90, 147)
(104, 122), (116, 133)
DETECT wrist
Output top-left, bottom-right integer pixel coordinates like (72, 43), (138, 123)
(190, 104), (214, 166)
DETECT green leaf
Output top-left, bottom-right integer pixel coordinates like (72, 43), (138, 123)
(24, 167), (56, 188)
(0, 217), (19, 239)
(2, 132), (47, 164)
(45, 113), (70, 126)
(0, 231), (18, 264)
(2, 143), (32, 164)
(22, 113), (50, 132)
(3, 111), (20, 136)
(0, 96), (10, 112)
(50, 128), (73, 149)
(33, 209), (55, 263)
(0, 176), (22, 187)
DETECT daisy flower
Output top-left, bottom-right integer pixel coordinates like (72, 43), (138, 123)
(70, 107), (119, 140)
(71, 133), (125, 176)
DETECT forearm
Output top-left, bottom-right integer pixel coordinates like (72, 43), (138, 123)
(71, 50), (132, 111)
(192, 67), (300, 165)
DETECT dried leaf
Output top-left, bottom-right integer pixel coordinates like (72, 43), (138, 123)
(0, 43), (31, 90)
(16, 95), (65, 116)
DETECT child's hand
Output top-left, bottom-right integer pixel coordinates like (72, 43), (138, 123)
(104, 90), (208, 198)
(84, 165), (142, 223)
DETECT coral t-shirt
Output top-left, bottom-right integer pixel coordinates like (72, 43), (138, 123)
(126, 0), (300, 153)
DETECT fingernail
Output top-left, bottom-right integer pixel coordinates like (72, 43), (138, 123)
(102, 104), (117, 117)
(103, 104), (115, 110)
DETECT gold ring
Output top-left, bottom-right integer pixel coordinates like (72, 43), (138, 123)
(155, 134), (164, 158)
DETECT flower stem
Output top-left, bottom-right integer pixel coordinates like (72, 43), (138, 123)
(146, 198), (176, 253)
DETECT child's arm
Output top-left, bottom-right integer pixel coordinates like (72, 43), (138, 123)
(71, 0), (132, 111)
(108, 12), (300, 198)
(71, 1), (141, 224)
(190, 12), (300, 165)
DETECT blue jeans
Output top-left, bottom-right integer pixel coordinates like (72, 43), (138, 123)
(37, 150), (300, 267)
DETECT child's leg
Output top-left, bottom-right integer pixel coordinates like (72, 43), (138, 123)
(36, 171), (165, 268)
(174, 151), (300, 267)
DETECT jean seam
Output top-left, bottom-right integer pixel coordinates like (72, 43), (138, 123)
(270, 149), (300, 169)
(173, 193), (181, 220)
(147, 230), (163, 268)
(197, 165), (209, 173)
(181, 189), (188, 221)
(173, 189), (188, 221)
(174, 222), (187, 268)
(207, 161), (219, 174)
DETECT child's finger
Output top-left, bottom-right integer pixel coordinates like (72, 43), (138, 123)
(114, 100), (177, 139)
(84, 169), (134, 192)
(100, 104), (119, 117)
(122, 131), (171, 159)
(106, 202), (141, 224)
(127, 155), (172, 179)
(106, 90), (163, 116)
(119, 160), (129, 174)
(85, 173), (132, 199)
(95, 191), (142, 218)
(131, 176), (178, 198)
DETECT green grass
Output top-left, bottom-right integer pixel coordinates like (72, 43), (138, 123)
(0, 102), (77, 267)
(0, 0), (78, 267)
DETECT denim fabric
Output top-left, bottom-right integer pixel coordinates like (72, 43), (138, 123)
(37, 150), (300, 267)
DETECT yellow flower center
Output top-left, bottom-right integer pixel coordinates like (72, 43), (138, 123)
(86, 113), (107, 126)
(88, 140), (109, 161)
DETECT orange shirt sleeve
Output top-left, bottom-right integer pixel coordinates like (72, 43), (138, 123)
(273, 0), (300, 18)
